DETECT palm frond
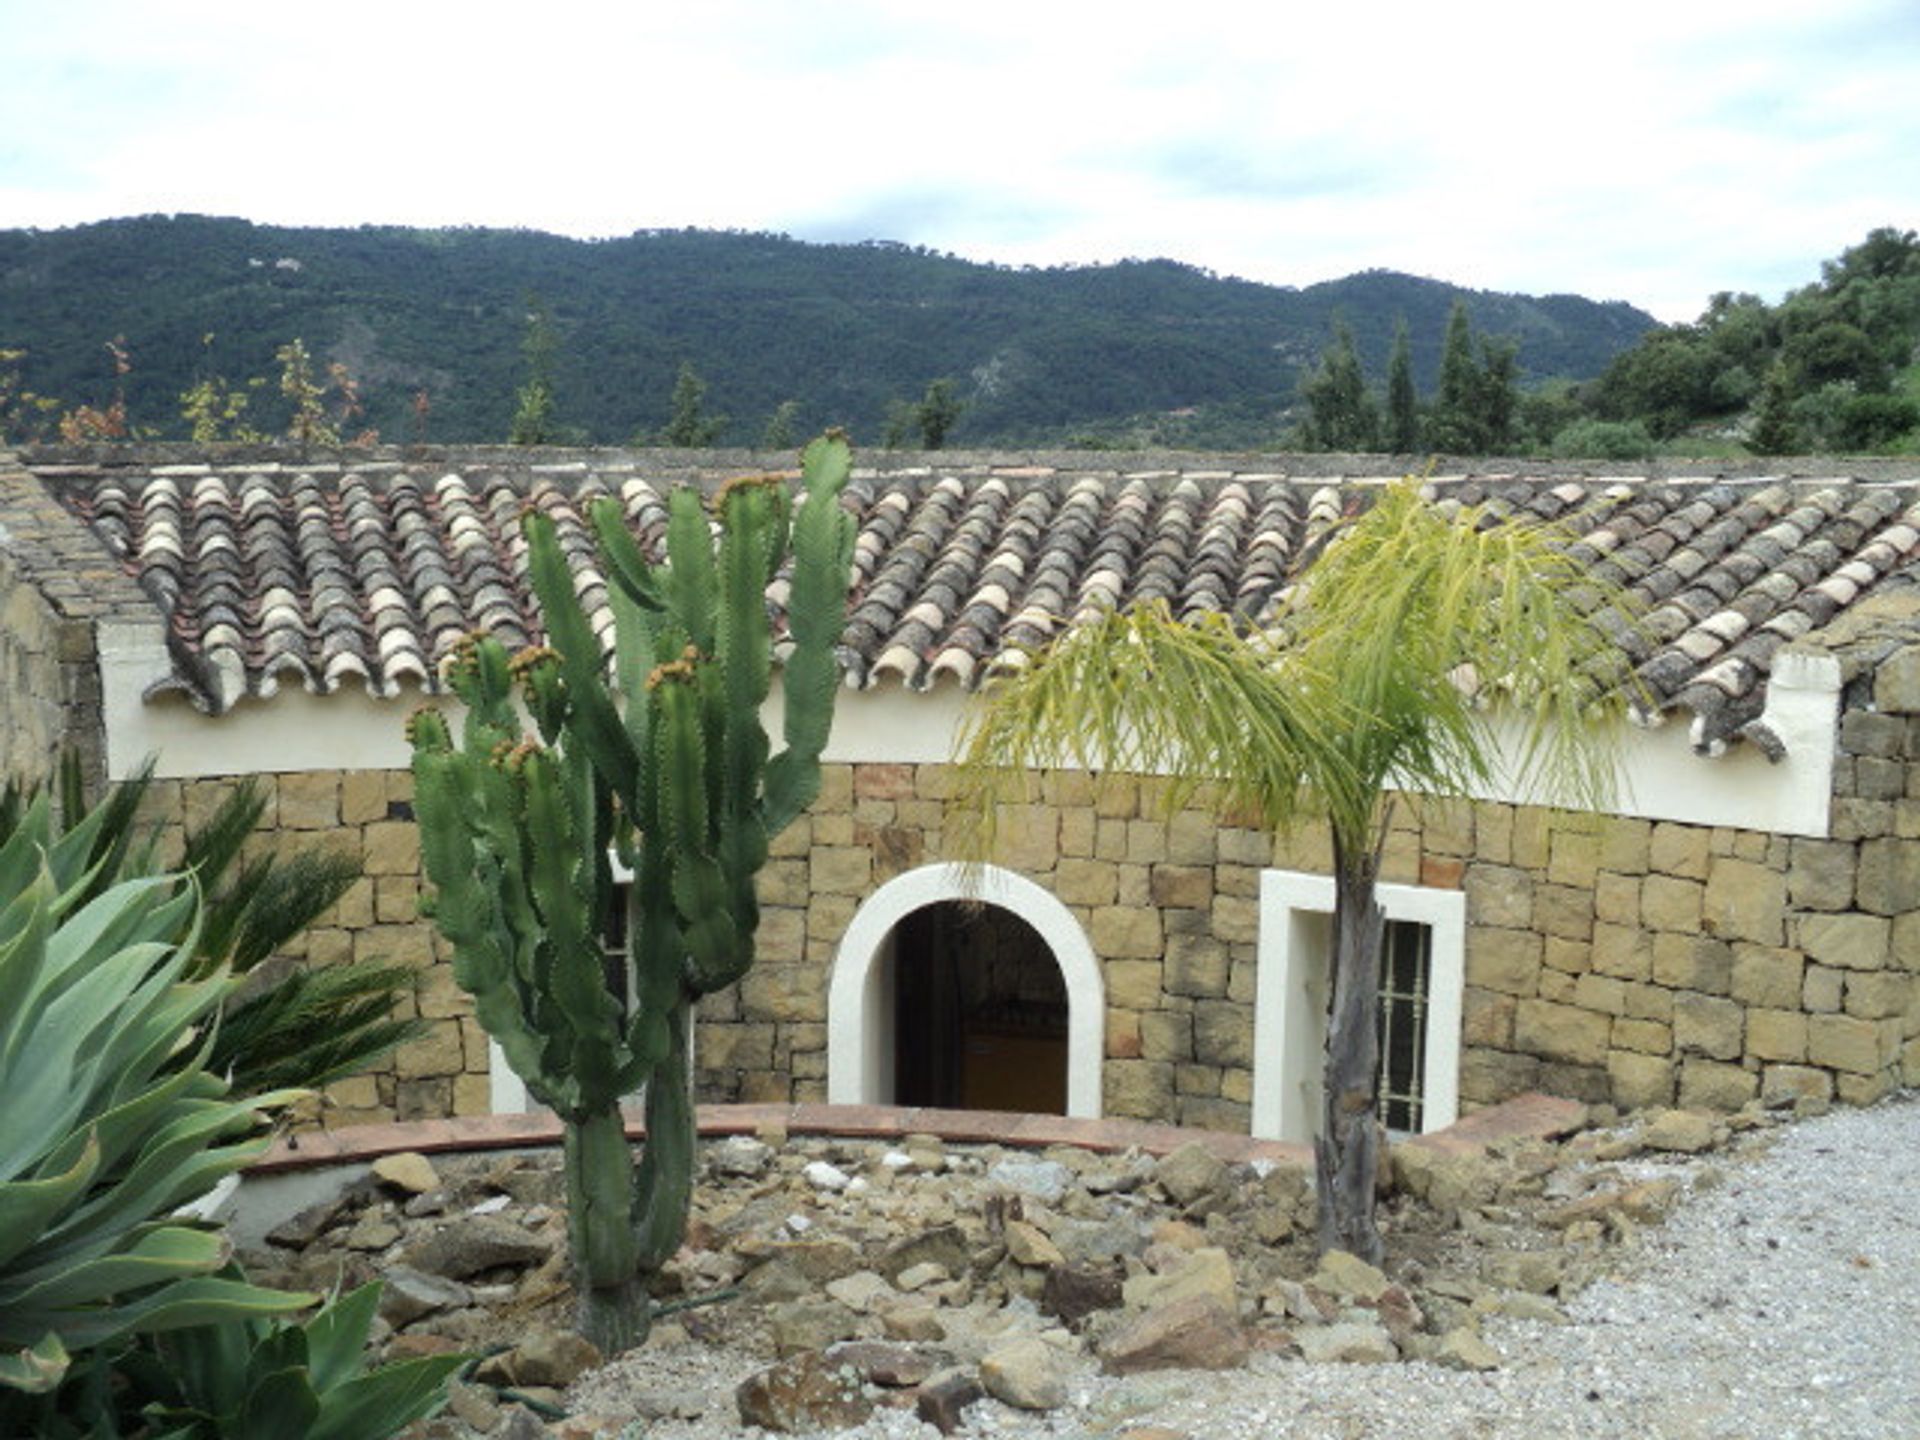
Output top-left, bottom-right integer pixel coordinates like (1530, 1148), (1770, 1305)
(210, 961), (425, 1094)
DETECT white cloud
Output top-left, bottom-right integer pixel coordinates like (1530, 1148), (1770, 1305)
(3, 0), (1915, 321)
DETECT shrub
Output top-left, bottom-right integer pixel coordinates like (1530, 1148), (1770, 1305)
(1550, 418), (1657, 461)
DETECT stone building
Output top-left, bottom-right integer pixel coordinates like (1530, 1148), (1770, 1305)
(4, 443), (1918, 1139)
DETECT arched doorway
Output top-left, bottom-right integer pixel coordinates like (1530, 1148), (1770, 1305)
(891, 902), (1067, 1112)
(828, 863), (1104, 1117)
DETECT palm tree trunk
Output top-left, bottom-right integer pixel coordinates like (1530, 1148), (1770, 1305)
(1315, 836), (1386, 1263)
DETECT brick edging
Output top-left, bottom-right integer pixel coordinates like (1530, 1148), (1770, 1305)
(250, 1093), (1587, 1177)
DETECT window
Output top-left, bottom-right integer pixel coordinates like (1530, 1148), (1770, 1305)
(1375, 920), (1433, 1133)
(1251, 871), (1464, 1144)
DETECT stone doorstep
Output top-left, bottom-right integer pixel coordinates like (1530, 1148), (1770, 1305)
(250, 1092), (1578, 1177)
(1399, 1092), (1588, 1157)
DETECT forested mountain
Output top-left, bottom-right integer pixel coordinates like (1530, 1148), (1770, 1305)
(0, 215), (1655, 447)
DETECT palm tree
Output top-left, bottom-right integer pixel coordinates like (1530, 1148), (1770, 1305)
(949, 479), (1639, 1261)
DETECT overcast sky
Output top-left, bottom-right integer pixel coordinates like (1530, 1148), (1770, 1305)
(3, 0), (1915, 322)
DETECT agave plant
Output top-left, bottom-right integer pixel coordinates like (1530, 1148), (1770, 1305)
(0, 795), (311, 1399)
(0, 754), (421, 1097)
(80, 1277), (465, 1440)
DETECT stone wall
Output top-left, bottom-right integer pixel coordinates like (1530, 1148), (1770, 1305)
(0, 457), (124, 792)
(146, 724), (1920, 1130)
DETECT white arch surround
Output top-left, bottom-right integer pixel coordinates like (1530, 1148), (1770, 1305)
(827, 862), (1105, 1118)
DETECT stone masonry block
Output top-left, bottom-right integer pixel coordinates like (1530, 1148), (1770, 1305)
(1461, 988), (1515, 1047)
(1138, 1010), (1192, 1063)
(1533, 884), (1594, 941)
(1164, 933), (1230, 998)
(1607, 1050), (1675, 1110)
(1599, 817), (1652, 875)
(361, 821), (421, 876)
(1649, 823), (1710, 879)
(1677, 1058), (1757, 1111)
(1745, 1009), (1807, 1063)
(1091, 906), (1163, 958)
(1807, 1012), (1888, 1074)
(1787, 839), (1856, 911)
(1854, 838), (1920, 916)
(1193, 1001), (1254, 1068)
(810, 846), (873, 896)
(1702, 858), (1786, 944)
(1640, 875), (1703, 933)
(1210, 894), (1258, 944)
(1595, 872), (1640, 926)
(1465, 927), (1541, 997)
(1590, 923), (1652, 981)
(276, 772), (340, 829)
(1873, 644), (1920, 712)
(1843, 970), (1912, 1020)
(1729, 945), (1804, 1009)
(1055, 857), (1118, 906)
(1798, 913), (1890, 971)
(1761, 1064), (1833, 1107)
(1105, 959), (1164, 1010)
(1150, 865), (1213, 909)
(1672, 992), (1743, 1060)
(1803, 964), (1844, 1012)
(1547, 829), (1600, 888)
(1652, 933), (1732, 995)
(1465, 866), (1533, 929)
(1166, 812), (1218, 865)
(1512, 998), (1611, 1066)
(1610, 1017), (1671, 1054)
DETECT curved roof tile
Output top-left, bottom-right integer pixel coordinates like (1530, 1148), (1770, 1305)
(36, 451), (1920, 760)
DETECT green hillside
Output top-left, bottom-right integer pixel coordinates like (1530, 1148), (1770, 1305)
(0, 216), (1656, 447)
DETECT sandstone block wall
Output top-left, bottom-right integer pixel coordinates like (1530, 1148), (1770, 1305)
(147, 714), (1920, 1131)
(0, 459), (120, 793)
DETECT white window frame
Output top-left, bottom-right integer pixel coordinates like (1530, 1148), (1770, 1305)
(1252, 869), (1465, 1144)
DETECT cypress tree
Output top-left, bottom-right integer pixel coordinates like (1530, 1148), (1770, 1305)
(1300, 319), (1378, 451)
(1385, 320), (1419, 452)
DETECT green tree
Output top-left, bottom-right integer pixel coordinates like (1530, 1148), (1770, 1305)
(1384, 320), (1420, 452)
(509, 296), (560, 446)
(1428, 302), (1478, 445)
(1298, 320), (1378, 451)
(1748, 361), (1798, 455)
(761, 398), (800, 450)
(915, 378), (965, 449)
(657, 360), (725, 447)
(276, 340), (338, 446)
(949, 481), (1632, 1261)
(1, 348), (63, 443)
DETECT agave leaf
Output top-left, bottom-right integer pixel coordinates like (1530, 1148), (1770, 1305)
(44, 1274), (316, 1348)
(308, 1352), (468, 1440)
(2, 1224), (229, 1317)
(0, 1330), (68, 1394)
(0, 1133), (100, 1271)
(301, 1281), (381, 1395)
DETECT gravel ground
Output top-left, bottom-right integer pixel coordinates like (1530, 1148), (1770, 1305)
(571, 1094), (1920, 1440)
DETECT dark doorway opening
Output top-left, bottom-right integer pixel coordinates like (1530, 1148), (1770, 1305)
(889, 902), (1069, 1114)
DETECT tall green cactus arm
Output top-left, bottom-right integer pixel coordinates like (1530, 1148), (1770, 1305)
(518, 745), (624, 1113)
(663, 489), (719, 659)
(590, 500), (666, 614)
(408, 715), (555, 1108)
(650, 660), (739, 994)
(765, 433), (856, 833)
(525, 510), (640, 804)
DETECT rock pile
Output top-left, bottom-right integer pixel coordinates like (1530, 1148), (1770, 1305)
(238, 1099), (1786, 1437)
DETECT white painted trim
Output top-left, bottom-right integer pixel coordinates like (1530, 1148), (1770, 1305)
(106, 666), (1840, 836)
(827, 862), (1105, 1118)
(1252, 870), (1465, 1145)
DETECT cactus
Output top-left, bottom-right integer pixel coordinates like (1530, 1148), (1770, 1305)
(409, 434), (855, 1353)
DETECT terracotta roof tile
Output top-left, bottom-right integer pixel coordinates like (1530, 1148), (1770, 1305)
(27, 449), (1920, 758)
